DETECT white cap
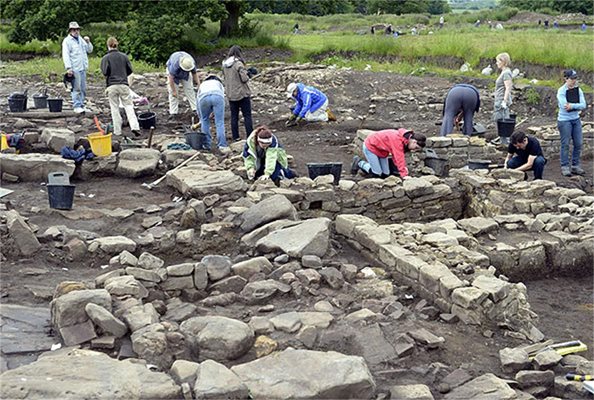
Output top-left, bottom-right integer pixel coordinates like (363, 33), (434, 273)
(68, 21), (81, 31)
(286, 82), (297, 98)
(180, 55), (195, 72)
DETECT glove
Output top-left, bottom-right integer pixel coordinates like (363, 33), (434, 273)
(288, 114), (296, 121)
(246, 168), (255, 180)
(258, 174), (270, 181)
(501, 101), (508, 109)
(295, 116), (303, 123)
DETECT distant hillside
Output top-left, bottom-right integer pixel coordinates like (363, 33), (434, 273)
(449, 0), (498, 10)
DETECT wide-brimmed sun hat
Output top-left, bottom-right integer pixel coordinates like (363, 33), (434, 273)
(68, 21), (81, 31)
(180, 55), (195, 72)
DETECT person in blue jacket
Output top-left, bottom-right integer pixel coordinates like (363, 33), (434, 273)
(285, 82), (331, 126)
(557, 69), (587, 176)
(62, 21), (93, 114)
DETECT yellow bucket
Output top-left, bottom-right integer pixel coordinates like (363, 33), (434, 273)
(87, 132), (112, 157)
(1, 134), (8, 151)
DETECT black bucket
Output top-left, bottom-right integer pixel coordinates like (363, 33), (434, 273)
(8, 94), (27, 112)
(497, 116), (516, 138)
(33, 94), (48, 109)
(425, 157), (449, 176)
(307, 162), (342, 185)
(48, 184), (75, 210)
(468, 159), (491, 170)
(48, 98), (63, 113)
(138, 112), (156, 129)
(185, 131), (204, 150)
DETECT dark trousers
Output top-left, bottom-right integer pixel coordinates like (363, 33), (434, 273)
(229, 97), (253, 140)
(507, 155), (546, 180)
(255, 162), (295, 181)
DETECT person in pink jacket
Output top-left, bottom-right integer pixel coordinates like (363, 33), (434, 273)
(351, 128), (426, 179)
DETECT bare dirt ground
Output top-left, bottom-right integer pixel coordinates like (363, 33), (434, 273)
(1, 54), (593, 394)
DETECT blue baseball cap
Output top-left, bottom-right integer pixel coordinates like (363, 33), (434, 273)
(564, 69), (578, 79)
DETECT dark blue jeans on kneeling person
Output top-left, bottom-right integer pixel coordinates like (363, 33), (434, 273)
(255, 162), (296, 181)
(506, 155), (546, 180)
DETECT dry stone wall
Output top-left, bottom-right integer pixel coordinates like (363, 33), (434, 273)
(528, 122), (594, 160)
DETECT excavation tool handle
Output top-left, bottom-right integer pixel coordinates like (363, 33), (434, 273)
(566, 373), (593, 381)
(94, 116), (105, 134)
(142, 151), (201, 190)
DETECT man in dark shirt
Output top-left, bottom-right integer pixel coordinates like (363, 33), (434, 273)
(100, 36), (140, 136)
(505, 131), (546, 179)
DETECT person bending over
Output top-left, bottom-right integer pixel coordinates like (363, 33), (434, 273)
(440, 84), (480, 136)
(285, 82), (332, 125)
(351, 129), (426, 179)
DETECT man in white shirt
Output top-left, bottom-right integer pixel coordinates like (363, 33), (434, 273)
(62, 21), (93, 113)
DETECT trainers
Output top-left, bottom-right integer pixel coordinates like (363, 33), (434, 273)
(82, 107), (92, 113)
(351, 155), (361, 175)
(561, 166), (572, 177)
(571, 166), (585, 175)
(73, 107), (84, 114)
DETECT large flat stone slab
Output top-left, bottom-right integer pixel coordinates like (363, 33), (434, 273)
(256, 217), (331, 257)
(231, 348), (376, 399)
(0, 154), (75, 182)
(167, 165), (247, 197)
(0, 349), (181, 399)
(116, 148), (160, 178)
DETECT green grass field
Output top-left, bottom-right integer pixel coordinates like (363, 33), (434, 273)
(1, 12), (592, 87)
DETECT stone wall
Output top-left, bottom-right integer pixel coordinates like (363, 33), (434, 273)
(247, 174), (466, 224)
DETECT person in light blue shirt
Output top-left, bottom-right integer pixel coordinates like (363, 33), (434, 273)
(166, 51), (199, 115)
(62, 21), (93, 114)
(557, 69), (587, 176)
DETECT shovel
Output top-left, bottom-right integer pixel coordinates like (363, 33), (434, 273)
(141, 151), (201, 190)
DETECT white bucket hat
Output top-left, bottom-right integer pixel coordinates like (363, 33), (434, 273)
(286, 82), (298, 99)
(180, 55), (195, 72)
(68, 21), (81, 31)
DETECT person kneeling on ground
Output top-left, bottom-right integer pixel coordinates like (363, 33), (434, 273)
(243, 125), (295, 182)
(285, 82), (335, 126)
(505, 131), (546, 180)
(351, 128), (426, 180)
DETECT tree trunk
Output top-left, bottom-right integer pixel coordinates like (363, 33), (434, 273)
(218, 1), (241, 37)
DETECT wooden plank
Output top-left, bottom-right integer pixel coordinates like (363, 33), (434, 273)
(3, 111), (80, 119)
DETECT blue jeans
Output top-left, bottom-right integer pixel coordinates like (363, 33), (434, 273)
(198, 94), (227, 149)
(507, 155), (546, 180)
(71, 70), (87, 108)
(557, 118), (582, 168)
(358, 143), (390, 176)
(255, 161), (295, 181)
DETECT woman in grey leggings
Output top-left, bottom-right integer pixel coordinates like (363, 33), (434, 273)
(440, 84), (480, 136)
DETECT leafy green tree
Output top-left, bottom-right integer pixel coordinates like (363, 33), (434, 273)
(427, 0), (450, 15)
(501, 0), (592, 14)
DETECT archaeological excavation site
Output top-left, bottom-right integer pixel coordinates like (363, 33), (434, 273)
(1, 60), (593, 399)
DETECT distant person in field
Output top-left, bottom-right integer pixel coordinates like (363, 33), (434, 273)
(553, 20), (559, 29)
(166, 51), (199, 116)
(351, 129), (426, 179)
(474, 19), (481, 27)
(385, 24), (393, 35)
(440, 84), (481, 136)
(439, 15), (444, 29)
(493, 52), (513, 121)
(581, 21), (587, 31)
(285, 82), (335, 125)
(243, 125), (295, 182)
(100, 36), (140, 137)
(557, 69), (587, 176)
(222, 45), (253, 141)
(505, 131), (546, 180)
(62, 21), (93, 114)
(293, 23), (300, 34)
(544, 20), (549, 28)
(371, 26), (375, 34)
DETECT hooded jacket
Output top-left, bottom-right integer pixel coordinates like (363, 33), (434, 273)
(291, 83), (327, 118)
(242, 131), (288, 176)
(222, 56), (251, 101)
(364, 128), (411, 178)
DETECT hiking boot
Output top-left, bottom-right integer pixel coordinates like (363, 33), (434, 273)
(131, 130), (141, 137)
(351, 156), (361, 175)
(561, 166), (572, 177)
(571, 166), (585, 175)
